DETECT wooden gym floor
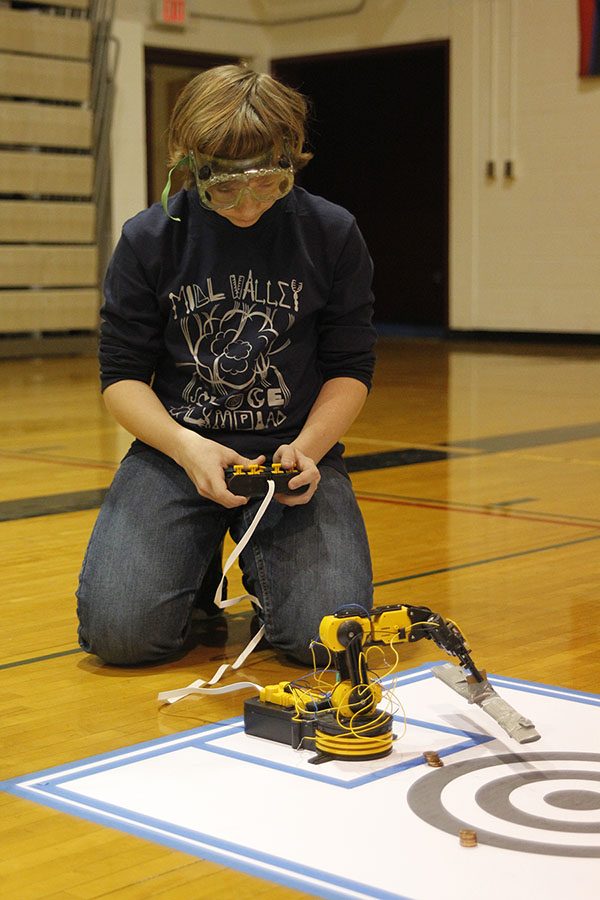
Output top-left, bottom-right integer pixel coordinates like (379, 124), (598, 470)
(1, 336), (600, 898)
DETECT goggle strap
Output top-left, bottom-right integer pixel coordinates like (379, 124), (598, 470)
(161, 155), (191, 221)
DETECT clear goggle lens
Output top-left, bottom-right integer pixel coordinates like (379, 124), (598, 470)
(191, 151), (294, 211)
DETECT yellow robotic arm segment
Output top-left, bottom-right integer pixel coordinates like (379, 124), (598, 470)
(370, 606), (415, 645)
(318, 613), (371, 652)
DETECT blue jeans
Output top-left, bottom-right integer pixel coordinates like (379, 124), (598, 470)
(76, 444), (373, 666)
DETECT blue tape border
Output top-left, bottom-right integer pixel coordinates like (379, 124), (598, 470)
(192, 718), (491, 789)
(2, 663), (599, 900)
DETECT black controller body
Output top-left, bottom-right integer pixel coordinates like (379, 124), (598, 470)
(225, 465), (309, 497)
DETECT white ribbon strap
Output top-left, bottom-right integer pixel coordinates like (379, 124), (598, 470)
(157, 480), (275, 705)
(213, 479), (275, 611)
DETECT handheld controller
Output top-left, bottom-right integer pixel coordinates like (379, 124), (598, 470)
(225, 463), (309, 497)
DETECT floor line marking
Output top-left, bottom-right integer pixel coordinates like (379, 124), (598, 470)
(5, 533), (600, 671)
(354, 490), (600, 526)
(0, 450), (117, 471)
(0, 648), (83, 670)
(445, 420), (600, 452)
(345, 437), (478, 455)
(486, 497), (537, 507)
(355, 494), (600, 530)
(0, 489), (109, 522)
(373, 533), (600, 587)
(2, 485), (597, 529)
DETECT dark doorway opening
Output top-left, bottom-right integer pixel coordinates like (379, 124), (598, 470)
(144, 48), (240, 208)
(272, 43), (449, 331)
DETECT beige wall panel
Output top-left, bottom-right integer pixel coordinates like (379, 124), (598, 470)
(0, 9), (90, 61)
(0, 53), (90, 102)
(0, 101), (92, 149)
(0, 246), (97, 287)
(0, 288), (99, 332)
(28, 0), (89, 9)
(0, 201), (95, 243)
(472, 0), (600, 332)
(0, 151), (93, 197)
(111, 0), (600, 332)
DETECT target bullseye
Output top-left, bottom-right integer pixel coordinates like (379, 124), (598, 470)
(508, 778), (600, 823)
(407, 752), (600, 856)
(545, 790), (600, 811)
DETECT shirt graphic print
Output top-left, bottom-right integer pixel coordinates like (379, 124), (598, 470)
(168, 269), (304, 433)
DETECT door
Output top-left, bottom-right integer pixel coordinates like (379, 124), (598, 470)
(145, 48), (240, 207)
(272, 43), (449, 330)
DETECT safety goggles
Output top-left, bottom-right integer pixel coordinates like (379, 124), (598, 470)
(190, 150), (294, 211)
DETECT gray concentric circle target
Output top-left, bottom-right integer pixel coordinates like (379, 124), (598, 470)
(407, 752), (600, 856)
(545, 790), (600, 811)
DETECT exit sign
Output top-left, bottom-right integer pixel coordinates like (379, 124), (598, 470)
(155, 0), (186, 27)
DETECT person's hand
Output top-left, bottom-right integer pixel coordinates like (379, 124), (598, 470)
(175, 431), (265, 508)
(272, 443), (320, 506)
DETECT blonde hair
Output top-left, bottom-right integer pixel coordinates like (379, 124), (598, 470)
(168, 65), (312, 184)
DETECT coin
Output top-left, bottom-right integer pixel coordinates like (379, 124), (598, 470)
(459, 829), (478, 847)
(423, 751), (443, 767)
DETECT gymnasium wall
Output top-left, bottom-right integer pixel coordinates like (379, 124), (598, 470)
(111, 0), (600, 334)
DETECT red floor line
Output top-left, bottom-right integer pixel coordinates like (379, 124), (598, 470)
(354, 493), (600, 531)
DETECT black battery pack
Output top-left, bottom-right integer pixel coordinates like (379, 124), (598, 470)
(244, 697), (316, 751)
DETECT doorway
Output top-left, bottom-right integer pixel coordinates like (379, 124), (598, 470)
(144, 48), (240, 207)
(272, 43), (449, 330)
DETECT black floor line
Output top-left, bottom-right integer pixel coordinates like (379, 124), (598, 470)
(345, 447), (462, 471)
(0, 648), (83, 670)
(372, 532), (600, 588)
(445, 421), (600, 452)
(4, 531), (599, 672)
(4, 416), (600, 524)
(0, 489), (108, 522)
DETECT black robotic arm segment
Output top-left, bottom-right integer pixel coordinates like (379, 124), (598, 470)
(415, 613), (486, 683)
(368, 605), (484, 681)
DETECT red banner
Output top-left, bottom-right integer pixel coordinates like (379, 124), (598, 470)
(579, 0), (600, 76)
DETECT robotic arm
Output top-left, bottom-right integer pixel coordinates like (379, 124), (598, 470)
(319, 604), (539, 746)
(321, 603), (486, 681)
(244, 602), (540, 761)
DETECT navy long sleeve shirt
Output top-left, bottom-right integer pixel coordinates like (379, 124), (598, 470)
(100, 186), (376, 472)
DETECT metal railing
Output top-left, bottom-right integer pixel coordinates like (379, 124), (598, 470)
(90, 0), (118, 281)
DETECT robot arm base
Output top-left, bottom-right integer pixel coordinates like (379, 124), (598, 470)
(433, 664), (541, 744)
